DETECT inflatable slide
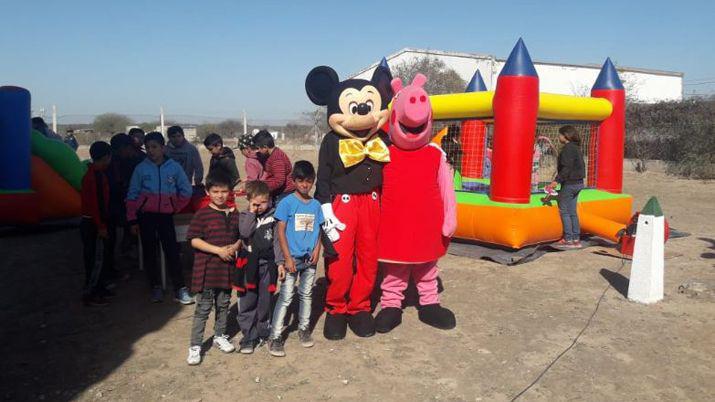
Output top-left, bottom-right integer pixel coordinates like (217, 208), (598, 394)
(0, 86), (86, 225)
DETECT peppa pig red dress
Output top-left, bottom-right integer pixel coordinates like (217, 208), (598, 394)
(378, 144), (450, 263)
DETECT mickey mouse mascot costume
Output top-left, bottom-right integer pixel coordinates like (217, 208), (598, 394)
(305, 65), (393, 340)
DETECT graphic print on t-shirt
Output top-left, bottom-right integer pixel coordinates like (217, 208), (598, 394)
(294, 213), (315, 232)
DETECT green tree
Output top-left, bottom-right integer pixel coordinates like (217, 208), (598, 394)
(392, 57), (467, 95)
(92, 113), (133, 135)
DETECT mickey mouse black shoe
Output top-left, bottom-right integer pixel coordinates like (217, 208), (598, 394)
(348, 311), (375, 337)
(323, 313), (348, 340)
(418, 304), (456, 330)
(375, 307), (403, 333)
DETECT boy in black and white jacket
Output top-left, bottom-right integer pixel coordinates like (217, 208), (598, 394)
(233, 180), (283, 354)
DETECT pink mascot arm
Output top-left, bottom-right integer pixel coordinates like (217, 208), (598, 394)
(437, 150), (457, 237)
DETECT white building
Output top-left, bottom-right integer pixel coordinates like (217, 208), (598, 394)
(353, 48), (683, 103)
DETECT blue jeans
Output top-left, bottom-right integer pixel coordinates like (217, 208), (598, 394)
(270, 258), (316, 339)
(558, 182), (584, 241)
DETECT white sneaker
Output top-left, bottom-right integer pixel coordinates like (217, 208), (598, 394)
(213, 335), (235, 353)
(187, 346), (201, 365)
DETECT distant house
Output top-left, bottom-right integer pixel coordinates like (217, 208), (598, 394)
(353, 48), (683, 103)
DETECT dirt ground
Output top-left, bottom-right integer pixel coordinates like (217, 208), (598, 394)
(1, 146), (714, 401)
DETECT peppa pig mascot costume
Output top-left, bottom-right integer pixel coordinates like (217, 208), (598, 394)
(375, 74), (457, 332)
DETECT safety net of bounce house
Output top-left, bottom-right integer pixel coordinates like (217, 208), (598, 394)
(434, 120), (598, 193)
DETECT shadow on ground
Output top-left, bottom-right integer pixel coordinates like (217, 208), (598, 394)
(599, 268), (629, 298)
(699, 237), (715, 259)
(0, 224), (184, 401)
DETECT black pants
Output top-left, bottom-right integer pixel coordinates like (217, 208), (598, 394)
(138, 212), (185, 291)
(80, 218), (115, 295)
(237, 260), (273, 345)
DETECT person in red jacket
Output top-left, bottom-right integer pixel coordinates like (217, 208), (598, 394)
(80, 141), (114, 306)
(253, 130), (295, 202)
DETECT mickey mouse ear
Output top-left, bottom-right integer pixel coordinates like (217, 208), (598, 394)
(305, 66), (339, 106)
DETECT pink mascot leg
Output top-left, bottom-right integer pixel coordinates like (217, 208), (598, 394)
(412, 261), (440, 306)
(380, 263), (411, 309)
(412, 261), (455, 330)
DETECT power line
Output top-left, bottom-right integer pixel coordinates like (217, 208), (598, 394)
(683, 81), (715, 86)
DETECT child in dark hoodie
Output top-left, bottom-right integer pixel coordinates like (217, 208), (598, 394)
(204, 133), (239, 187)
(80, 141), (114, 306)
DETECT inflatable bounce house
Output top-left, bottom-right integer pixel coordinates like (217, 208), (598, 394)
(424, 39), (632, 249)
(0, 86), (86, 225)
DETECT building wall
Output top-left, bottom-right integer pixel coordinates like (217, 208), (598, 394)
(354, 49), (683, 103)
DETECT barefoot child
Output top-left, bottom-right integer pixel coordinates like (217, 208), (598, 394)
(268, 161), (323, 357)
(234, 181), (283, 354)
(186, 173), (256, 365)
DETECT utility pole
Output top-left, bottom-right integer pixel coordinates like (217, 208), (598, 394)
(160, 106), (165, 135)
(314, 123), (319, 161)
(243, 109), (247, 135)
(52, 105), (57, 133)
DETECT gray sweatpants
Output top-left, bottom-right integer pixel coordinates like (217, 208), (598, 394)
(190, 288), (231, 347)
(237, 261), (273, 346)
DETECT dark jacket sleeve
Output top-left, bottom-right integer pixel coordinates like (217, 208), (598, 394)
(555, 143), (577, 184)
(221, 157), (240, 186)
(315, 134), (333, 204)
(237, 211), (256, 239)
(273, 229), (285, 265)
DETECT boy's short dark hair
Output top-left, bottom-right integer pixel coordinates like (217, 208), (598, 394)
(559, 125), (581, 144)
(205, 172), (234, 190)
(89, 141), (112, 161)
(253, 130), (275, 148)
(245, 180), (270, 200)
(31, 117), (48, 130)
(203, 133), (223, 148)
(144, 131), (165, 146)
(167, 125), (184, 137)
(292, 160), (316, 180)
(128, 127), (145, 137)
(110, 133), (132, 151)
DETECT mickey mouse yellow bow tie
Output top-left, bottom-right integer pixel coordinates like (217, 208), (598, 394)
(338, 137), (390, 168)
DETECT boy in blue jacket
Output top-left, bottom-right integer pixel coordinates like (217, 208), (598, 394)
(127, 132), (194, 303)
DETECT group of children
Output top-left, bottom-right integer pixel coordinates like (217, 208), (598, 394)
(80, 126), (317, 364)
(186, 161), (322, 364)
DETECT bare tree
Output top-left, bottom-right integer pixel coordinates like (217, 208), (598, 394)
(392, 57), (467, 95)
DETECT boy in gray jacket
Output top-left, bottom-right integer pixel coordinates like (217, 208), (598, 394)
(166, 125), (204, 188)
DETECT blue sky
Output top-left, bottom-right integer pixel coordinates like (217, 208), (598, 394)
(1, 0), (713, 124)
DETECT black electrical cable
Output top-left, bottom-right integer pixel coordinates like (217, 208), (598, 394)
(510, 256), (628, 401)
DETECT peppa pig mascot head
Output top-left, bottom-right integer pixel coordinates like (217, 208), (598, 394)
(388, 73), (433, 151)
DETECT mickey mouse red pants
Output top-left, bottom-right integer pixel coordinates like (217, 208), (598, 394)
(324, 191), (380, 315)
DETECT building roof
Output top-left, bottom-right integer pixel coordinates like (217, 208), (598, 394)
(353, 48), (683, 79)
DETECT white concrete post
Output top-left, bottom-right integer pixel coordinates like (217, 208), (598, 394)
(627, 197), (665, 304)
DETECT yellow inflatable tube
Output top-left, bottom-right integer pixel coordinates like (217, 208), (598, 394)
(427, 91), (613, 122)
(538, 93), (613, 121)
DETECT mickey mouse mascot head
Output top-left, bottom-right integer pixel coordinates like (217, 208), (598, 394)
(305, 65), (393, 340)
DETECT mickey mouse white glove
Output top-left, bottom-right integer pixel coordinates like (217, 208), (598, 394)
(321, 203), (346, 242)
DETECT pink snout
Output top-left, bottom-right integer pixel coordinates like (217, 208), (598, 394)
(399, 89), (430, 127)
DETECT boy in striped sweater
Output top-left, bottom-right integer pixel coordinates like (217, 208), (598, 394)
(253, 130), (295, 202)
(186, 172), (256, 365)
